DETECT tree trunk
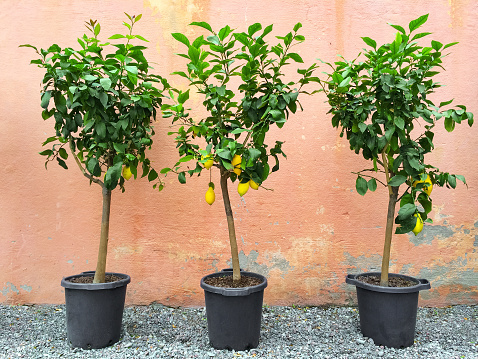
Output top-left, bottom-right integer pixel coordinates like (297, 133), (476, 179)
(380, 186), (398, 286)
(93, 186), (112, 284)
(220, 166), (241, 282)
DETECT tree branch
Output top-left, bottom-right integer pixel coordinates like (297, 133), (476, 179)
(69, 138), (104, 188)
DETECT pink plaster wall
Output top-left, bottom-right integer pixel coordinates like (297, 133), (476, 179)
(1, 0), (477, 307)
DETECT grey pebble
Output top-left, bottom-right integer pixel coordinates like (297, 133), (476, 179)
(0, 304), (476, 358)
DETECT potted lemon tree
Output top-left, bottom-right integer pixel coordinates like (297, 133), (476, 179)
(162, 21), (318, 350)
(322, 14), (473, 348)
(21, 14), (168, 349)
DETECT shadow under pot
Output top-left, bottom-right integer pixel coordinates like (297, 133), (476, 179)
(200, 270), (267, 351)
(346, 272), (431, 349)
(61, 271), (130, 349)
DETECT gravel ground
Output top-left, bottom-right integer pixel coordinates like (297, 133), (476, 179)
(0, 304), (476, 358)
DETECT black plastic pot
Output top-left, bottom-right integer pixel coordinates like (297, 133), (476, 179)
(200, 269), (267, 351)
(346, 272), (430, 348)
(61, 271), (130, 349)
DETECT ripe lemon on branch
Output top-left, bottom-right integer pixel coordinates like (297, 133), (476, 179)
(413, 174), (433, 196)
(201, 154), (214, 170)
(231, 155), (242, 175)
(249, 179), (259, 190)
(122, 166), (132, 181)
(205, 183), (215, 205)
(237, 181), (249, 196)
(412, 213), (424, 235)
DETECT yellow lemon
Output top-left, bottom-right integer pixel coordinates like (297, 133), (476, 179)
(249, 179), (259, 190)
(231, 155), (242, 176)
(122, 166), (132, 181)
(412, 214), (424, 236)
(413, 174), (433, 196)
(205, 186), (215, 205)
(237, 181), (250, 196)
(201, 155), (214, 170)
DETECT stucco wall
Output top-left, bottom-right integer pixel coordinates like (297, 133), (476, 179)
(1, 0), (477, 307)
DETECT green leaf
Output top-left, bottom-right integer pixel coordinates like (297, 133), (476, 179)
(109, 34), (126, 40)
(98, 92), (108, 108)
(148, 169), (158, 182)
(248, 23), (262, 36)
(218, 25), (233, 41)
(394, 117), (405, 130)
(444, 116), (455, 132)
(361, 37), (376, 49)
(39, 149), (53, 156)
(448, 174), (456, 188)
(431, 40), (443, 51)
(455, 174), (466, 184)
(367, 178), (377, 192)
(389, 24), (406, 34)
(134, 34), (149, 42)
(125, 65), (138, 74)
(56, 157), (68, 170)
(398, 203), (416, 219)
(84, 74), (97, 81)
(293, 22), (302, 32)
(100, 77), (112, 91)
(356, 176), (368, 196)
(95, 122), (106, 138)
(411, 32), (431, 41)
(288, 53), (304, 63)
(443, 41), (459, 50)
(59, 148), (68, 160)
(388, 175), (407, 187)
(190, 21), (213, 33)
(409, 14), (429, 32)
(177, 89), (190, 104)
(41, 91), (52, 109)
(172, 33), (191, 47)
(439, 98), (454, 107)
(178, 172), (186, 184)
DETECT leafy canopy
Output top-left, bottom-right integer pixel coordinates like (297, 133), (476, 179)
(162, 21), (318, 185)
(21, 13), (170, 191)
(323, 14), (473, 234)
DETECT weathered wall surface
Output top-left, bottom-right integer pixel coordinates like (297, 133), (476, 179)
(1, 0), (477, 307)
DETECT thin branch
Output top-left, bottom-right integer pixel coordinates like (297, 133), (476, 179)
(69, 138), (104, 188)
(351, 171), (387, 187)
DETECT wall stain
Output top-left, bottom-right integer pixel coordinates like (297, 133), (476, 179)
(226, 250), (293, 278)
(408, 224), (455, 246)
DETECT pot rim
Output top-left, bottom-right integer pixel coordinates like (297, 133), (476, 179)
(200, 271), (268, 297)
(61, 271), (131, 291)
(346, 272), (430, 293)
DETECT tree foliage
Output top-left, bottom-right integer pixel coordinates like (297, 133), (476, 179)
(162, 21), (318, 187)
(323, 14), (473, 234)
(22, 13), (169, 192)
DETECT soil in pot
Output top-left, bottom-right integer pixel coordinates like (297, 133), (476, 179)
(204, 275), (263, 288)
(67, 274), (123, 284)
(357, 274), (416, 287)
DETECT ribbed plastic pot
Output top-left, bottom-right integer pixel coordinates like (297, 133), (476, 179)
(61, 271), (130, 349)
(346, 272), (430, 348)
(200, 270), (267, 351)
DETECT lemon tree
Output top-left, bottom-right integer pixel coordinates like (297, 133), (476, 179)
(162, 21), (318, 281)
(322, 14), (473, 286)
(22, 14), (169, 283)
